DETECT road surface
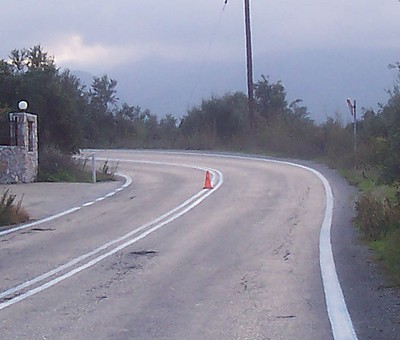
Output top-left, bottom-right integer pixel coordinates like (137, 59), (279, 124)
(0, 150), (360, 339)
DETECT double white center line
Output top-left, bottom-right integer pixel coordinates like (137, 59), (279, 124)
(0, 160), (223, 310)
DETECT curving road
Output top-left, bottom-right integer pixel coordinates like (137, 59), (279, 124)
(0, 150), (357, 339)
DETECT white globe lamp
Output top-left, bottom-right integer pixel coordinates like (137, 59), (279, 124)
(18, 100), (28, 112)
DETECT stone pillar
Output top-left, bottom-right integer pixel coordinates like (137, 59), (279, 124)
(8, 112), (38, 182)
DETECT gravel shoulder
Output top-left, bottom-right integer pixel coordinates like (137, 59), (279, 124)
(305, 161), (400, 340)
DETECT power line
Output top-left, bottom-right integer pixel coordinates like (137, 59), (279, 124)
(186, 3), (227, 110)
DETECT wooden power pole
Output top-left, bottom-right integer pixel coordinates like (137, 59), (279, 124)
(244, 0), (254, 130)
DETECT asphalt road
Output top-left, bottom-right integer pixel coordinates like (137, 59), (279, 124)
(0, 150), (398, 339)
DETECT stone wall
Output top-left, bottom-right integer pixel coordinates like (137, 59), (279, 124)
(0, 112), (38, 184)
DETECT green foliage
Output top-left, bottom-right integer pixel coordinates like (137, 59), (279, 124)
(37, 146), (92, 182)
(37, 147), (117, 183)
(89, 75), (118, 113)
(0, 103), (10, 145)
(380, 91), (400, 182)
(254, 75), (288, 121)
(3, 44), (400, 281)
(0, 46), (85, 152)
(370, 230), (400, 284)
(254, 113), (321, 159)
(319, 117), (354, 168)
(354, 194), (400, 240)
(180, 92), (247, 148)
(352, 177), (400, 283)
(0, 189), (29, 227)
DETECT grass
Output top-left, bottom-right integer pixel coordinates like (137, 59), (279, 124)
(0, 189), (29, 227)
(37, 147), (117, 183)
(0, 149), (117, 228)
(348, 166), (400, 285)
(370, 231), (400, 284)
(340, 167), (398, 201)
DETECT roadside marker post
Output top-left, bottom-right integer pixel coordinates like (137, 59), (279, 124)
(91, 153), (96, 184)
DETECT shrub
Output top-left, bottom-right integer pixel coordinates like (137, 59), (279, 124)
(354, 194), (400, 241)
(370, 230), (400, 284)
(37, 146), (92, 182)
(354, 195), (387, 240)
(0, 189), (29, 227)
(37, 146), (116, 183)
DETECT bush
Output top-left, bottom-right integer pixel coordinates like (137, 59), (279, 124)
(37, 146), (92, 182)
(37, 146), (117, 183)
(354, 195), (387, 240)
(0, 104), (10, 145)
(354, 194), (400, 241)
(370, 230), (400, 284)
(0, 189), (29, 227)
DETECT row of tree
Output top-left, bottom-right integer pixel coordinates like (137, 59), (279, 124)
(1, 45), (400, 184)
(0, 45), (166, 152)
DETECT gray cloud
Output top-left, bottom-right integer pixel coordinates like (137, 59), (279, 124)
(1, 1), (400, 121)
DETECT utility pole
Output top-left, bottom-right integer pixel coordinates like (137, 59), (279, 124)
(244, 0), (254, 130)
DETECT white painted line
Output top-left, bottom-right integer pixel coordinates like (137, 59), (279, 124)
(0, 185), (211, 303)
(0, 207), (80, 237)
(0, 174), (132, 237)
(0, 162), (222, 310)
(142, 150), (357, 340)
(314, 169), (358, 340)
(3, 149), (354, 340)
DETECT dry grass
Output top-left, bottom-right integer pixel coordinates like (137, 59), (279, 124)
(0, 189), (29, 227)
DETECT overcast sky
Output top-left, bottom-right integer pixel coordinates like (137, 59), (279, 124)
(1, 1), (400, 122)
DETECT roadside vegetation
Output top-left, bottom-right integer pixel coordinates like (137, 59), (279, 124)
(0, 189), (29, 227)
(37, 147), (117, 183)
(0, 45), (399, 281)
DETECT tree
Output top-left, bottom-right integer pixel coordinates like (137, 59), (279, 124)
(26, 45), (55, 71)
(254, 75), (288, 122)
(0, 103), (10, 145)
(380, 67), (400, 182)
(180, 92), (247, 145)
(9, 48), (28, 73)
(289, 99), (310, 120)
(89, 75), (118, 114)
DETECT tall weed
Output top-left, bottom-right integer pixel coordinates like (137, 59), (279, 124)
(354, 194), (400, 241)
(38, 146), (91, 182)
(0, 189), (29, 227)
(370, 230), (400, 284)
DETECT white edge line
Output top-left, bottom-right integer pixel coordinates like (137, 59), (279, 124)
(167, 151), (358, 340)
(2, 149), (355, 340)
(119, 150), (356, 340)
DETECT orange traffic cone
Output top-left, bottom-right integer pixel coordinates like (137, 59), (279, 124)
(203, 171), (213, 189)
